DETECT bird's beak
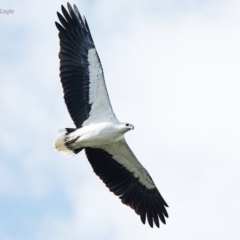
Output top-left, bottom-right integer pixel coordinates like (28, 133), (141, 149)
(132, 125), (134, 130)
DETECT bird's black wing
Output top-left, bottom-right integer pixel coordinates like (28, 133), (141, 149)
(55, 4), (117, 128)
(85, 139), (168, 228)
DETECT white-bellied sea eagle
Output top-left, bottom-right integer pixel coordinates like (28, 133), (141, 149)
(54, 3), (168, 228)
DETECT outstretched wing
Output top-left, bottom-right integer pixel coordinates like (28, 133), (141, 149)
(55, 4), (117, 128)
(85, 139), (168, 228)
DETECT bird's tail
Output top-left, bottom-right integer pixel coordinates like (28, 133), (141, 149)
(54, 128), (83, 156)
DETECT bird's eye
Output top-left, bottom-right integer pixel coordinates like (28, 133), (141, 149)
(126, 123), (130, 127)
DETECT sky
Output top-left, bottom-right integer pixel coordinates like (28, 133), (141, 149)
(1, 0), (240, 239)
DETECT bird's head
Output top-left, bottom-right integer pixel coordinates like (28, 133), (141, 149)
(119, 122), (134, 133)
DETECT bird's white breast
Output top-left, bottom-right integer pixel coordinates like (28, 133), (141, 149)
(72, 122), (123, 148)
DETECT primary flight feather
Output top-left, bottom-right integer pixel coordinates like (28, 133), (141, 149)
(54, 3), (168, 228)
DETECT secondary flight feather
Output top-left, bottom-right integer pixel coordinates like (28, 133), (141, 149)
(54, 3), (168, 228)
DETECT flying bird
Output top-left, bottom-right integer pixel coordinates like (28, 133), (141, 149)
(54, 3), (168, 228)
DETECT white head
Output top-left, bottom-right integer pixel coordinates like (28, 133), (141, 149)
(118, 122), (134, 133)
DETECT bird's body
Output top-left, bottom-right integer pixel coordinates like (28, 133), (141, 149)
(54, 3), (169, 228)
(55, 122), (133, 154)
(71, 122), (126, 147)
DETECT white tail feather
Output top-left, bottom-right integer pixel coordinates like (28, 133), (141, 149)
(54, 131), (75, 157)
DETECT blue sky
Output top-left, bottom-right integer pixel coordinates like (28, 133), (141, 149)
(1, 0), (240, 239)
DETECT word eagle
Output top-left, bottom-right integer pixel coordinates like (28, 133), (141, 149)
(54, 3), (168, 228)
